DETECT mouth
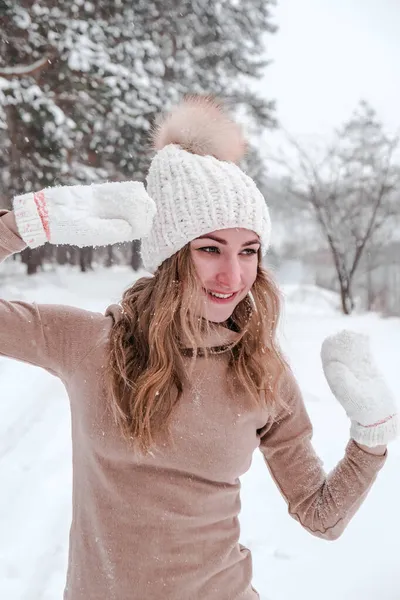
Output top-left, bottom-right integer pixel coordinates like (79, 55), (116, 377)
(203, 289), (239, 304)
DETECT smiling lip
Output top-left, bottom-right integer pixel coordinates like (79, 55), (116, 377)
(204, 289), (239, 304)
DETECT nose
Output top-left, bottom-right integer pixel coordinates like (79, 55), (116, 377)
(216, 256), (242, 290)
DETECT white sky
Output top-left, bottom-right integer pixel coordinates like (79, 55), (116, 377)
(262, 0), (400, 137)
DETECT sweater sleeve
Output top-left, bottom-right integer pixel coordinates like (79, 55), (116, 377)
(0, 211), (110, 379)
(259, 368), (387, 540)
(0, 210), (26, 258)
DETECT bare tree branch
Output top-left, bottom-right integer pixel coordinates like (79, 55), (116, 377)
(268, 103), (400, 314)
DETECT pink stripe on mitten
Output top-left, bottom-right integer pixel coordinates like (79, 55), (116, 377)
(33, 190), (50, 241)
(358, 414), (396, 428)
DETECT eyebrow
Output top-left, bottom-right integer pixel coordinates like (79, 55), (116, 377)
(196, 234), (260, 247)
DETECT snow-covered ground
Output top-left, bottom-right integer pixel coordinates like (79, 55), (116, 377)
(0, 265), (399, 600)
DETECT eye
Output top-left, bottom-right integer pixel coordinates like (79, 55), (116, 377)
(241, 248), (258, 255)
(198, 246), (220, 254)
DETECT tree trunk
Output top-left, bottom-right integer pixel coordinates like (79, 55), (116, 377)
(79, 247), (93, 272)
(106, 245), (114, 268)
(87, 246), (93, 269)
(6, 104), (22, 195)
(366, 261), (374, 311)
(21, 247), (43, 275)
(328, 245), (355, 315)
(131, 240), (142, 271)
(338, 274), (354, 315)
(69, 247), (79, 266)
(56, 245), (69, 265)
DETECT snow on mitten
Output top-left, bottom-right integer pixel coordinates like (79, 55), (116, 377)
(321, 330), (398, 447)
(13, 181), (156, 248)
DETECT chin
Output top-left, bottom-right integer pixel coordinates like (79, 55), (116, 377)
(200, 291), (245, 323)
(207, 313), (231, 324)
(202, 305), (236, 323)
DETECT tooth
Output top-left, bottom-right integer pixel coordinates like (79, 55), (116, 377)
(210, 291), (233, 298)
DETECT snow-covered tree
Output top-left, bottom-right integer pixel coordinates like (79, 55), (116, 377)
(138, 0), (277, 136)
(1, 0), (277, 271)
(275, 102), (400, 314)
(1, 0), (277, 191)
(0, 2), (72, 198)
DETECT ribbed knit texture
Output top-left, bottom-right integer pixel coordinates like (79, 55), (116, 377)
(13, 191), (48, 248)
(141, 145), (271, 272)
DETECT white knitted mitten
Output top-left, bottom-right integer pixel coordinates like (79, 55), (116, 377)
(321, 330), (398, 447)
(13, 181), (156, 248)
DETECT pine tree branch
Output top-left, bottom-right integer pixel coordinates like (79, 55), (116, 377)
(0, 56), (51, 78)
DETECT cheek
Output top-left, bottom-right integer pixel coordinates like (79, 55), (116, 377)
(190, 251), (209, 285)
(244, 261), (258, 289)
(191, 250), (219, 284)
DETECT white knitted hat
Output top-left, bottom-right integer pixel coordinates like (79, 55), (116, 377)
(141, 97), (271, 272)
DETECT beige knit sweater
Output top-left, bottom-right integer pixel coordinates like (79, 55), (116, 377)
(0, 212), (387, 600)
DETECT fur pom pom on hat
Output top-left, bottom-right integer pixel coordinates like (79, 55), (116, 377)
(152, 95), (247, 163)
(141, 96), (271, 272)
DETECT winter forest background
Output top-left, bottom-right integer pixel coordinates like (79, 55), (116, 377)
(1, 0), (399, 316)
(1, 2), (400, 600)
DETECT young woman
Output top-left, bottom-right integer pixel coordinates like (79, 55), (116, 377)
(0, 97), (397, 600)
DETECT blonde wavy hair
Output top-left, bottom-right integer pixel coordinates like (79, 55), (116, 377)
(106, 246), (288, 453)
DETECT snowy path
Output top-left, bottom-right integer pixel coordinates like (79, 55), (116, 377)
(0, 268), (399, 599)
(0, 360), (72, 599)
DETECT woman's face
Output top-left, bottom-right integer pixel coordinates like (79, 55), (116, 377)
(189, 228), (260, 323)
